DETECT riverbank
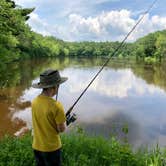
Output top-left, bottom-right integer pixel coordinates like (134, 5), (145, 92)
(0, 130), (166, 166)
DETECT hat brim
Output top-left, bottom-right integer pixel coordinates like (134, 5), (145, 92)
(32, 77), (68, 89)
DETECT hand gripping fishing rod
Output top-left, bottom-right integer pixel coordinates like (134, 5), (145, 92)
(66, 0), (158, 126)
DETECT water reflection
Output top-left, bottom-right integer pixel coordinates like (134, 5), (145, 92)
(62, 68), (166, 98)
(79, 111), (141, 146)
(12, 108), (31, 136)
(1, 57), (166, 148)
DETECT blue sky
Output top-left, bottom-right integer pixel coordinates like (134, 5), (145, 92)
(14, 0), (166, 42)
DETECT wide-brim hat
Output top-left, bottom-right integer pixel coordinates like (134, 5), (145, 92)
(32, 69), (68, 89)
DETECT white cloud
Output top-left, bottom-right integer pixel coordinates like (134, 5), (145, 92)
(68, 11), (166, 41)
(26, 9), (166, 42)
(14, 0), (166, 41)
(14, 0), (36, 7)
(27, 13), (51, 36)
(129, 14), (166, 41)
(69, 10), (135, 41)
(27, 13), (72, 40)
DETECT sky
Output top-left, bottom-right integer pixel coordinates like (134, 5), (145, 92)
(14, 0), (166, 42)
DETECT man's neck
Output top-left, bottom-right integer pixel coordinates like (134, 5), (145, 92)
(41, 91), (52, 97)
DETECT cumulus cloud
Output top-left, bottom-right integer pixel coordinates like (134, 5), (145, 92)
(26, 9), (166, 42)
(68, 11), (166, 41)
(129, 14), (166, 41)
(27, 13), (51, 36)
(27, 13), (72, 40)
(69, 10), (135, 41)
(14, 0), (166, 41)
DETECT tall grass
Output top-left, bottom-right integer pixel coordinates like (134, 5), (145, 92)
(0, 129), (166, 166)
(0, 134), (35, 166)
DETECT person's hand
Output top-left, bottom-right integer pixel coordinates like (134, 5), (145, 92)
(66, 113), (77, 126)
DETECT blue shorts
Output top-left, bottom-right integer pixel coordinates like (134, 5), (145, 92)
(34, 149), (61, 166)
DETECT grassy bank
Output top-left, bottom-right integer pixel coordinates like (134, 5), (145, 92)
(0, 130), (166, 166)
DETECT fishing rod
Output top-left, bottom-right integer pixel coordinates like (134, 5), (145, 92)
(66, 0), (158, 126)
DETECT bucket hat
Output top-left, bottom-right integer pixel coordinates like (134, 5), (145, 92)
(32, 69), (68, 89)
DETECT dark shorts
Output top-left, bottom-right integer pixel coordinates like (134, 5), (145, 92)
(34, 149), (61, 166)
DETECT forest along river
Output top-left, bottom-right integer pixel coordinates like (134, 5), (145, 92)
(0, 57), (166, 149)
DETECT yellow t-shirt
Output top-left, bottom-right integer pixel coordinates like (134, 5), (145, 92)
(31, 95), (66, 152)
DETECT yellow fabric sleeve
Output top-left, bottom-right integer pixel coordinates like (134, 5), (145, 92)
(54, 101), (66, 124)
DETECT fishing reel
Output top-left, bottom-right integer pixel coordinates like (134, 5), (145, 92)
(66, 113), (77, 126)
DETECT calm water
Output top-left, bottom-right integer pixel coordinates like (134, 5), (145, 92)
(0, 57), (166, 148)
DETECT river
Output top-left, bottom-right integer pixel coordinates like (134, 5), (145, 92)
(0, 57), (166, 149)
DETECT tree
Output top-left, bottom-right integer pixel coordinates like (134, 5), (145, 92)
(155, 33), (166, 60)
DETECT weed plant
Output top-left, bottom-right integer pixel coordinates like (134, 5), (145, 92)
(0, 128), (166, 166)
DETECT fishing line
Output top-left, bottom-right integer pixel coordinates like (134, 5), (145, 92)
(66, 0), (158, 117)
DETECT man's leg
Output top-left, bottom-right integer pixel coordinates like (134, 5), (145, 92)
(34, 150), (45, 166)
(43, 149), (61, 166)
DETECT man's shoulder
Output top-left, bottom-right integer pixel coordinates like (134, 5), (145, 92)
(32, 95), (39, 104)
(55, 101), (63, 109)
(32, 95), (53, 106)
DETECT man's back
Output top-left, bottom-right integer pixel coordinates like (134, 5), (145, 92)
(32, 94), (66, 152)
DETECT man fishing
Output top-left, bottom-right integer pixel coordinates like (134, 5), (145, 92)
(31, 69), (67, 166)
(30, 0), (157, 165)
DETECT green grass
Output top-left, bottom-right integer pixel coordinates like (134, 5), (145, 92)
(0, 129), (166, 166)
